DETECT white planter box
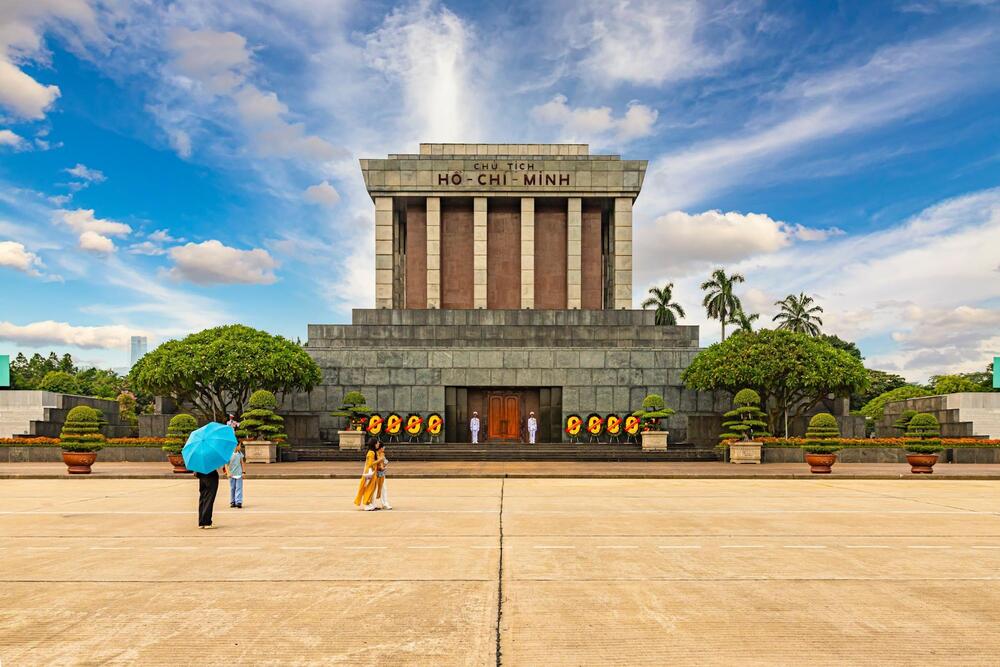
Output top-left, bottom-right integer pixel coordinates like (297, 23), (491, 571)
(641, 431), (668, 451)
(730, 441), (762, 464)
(244, 440), (277, 464)
(338, 430), (365, 451)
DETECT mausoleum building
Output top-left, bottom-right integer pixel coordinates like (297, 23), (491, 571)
(298, 144), (728, 443)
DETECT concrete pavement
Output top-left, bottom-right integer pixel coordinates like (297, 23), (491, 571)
(3, 460), (1000, 479)
(2, 478), (1000, 664)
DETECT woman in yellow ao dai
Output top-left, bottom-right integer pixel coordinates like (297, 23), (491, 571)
(354, 439), (380, 510)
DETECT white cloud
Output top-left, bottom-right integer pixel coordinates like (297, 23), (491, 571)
(531, 95), (658, 145)
(644, 188), (1000, 381)
(0, 240), (42, 274)
(0, 129), (26, 149)
(64, 163), (106, 183)
(161, 28), (339, 162)
(0, 320), (139, 349)
(57, 208), (131, 237)
(127, 228), (182, 256)
(635, 209), (838, 283)
(364, 2), (481, 141)
(565, 0), (750, 86)
(304, 181), (340, 206)
(641, 27), (1000, 210)
(78, 230), (115, 254)
(0, 0), (106, 120)
(167, 240), (278, 285)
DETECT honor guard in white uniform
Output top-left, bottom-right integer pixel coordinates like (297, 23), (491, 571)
(470, 412), (481, 444)
(527, 411), (538, 444)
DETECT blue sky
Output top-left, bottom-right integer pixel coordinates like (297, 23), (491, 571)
(0, 0), (998, 381)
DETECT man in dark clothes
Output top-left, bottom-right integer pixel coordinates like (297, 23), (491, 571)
(196, 470), (220, 529)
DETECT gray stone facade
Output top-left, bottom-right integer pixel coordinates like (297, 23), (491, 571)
(284, 309), (729, 443)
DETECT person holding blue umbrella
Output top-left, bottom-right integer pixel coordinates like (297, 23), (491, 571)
(182, 421), (239, 529)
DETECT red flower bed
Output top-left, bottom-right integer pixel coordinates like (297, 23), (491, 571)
(754, 437), (1000, 448)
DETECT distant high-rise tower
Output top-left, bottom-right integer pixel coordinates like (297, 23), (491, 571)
(130, 336), (148, 368)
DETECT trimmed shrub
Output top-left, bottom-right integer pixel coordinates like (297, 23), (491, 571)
(802, 412), (840, 454)
(905, 413), (943, 454)
(719, 389), (770, 442)
(330, 390), (372, 430)
(59, 406), (105, 452)
(38, 371), (81, 395)
(892, 409), (918, 433)
(631, 393), (675, 431)
(163, 413), (197, 454)
(237, 390), (287, 443)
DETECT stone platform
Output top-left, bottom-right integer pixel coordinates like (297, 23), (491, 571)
(285, 309), (727, 444)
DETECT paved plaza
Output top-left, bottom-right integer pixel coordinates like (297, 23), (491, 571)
(3, 478), (1000, 665)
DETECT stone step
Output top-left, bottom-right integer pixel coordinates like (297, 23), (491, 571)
(291, 443), (721, 462)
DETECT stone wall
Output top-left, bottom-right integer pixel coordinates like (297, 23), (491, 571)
(0, 391), (131, 439)
(285, 309), (728, 443)
(878, 393), (1000, 438)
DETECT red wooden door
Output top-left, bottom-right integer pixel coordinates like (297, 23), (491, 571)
(487, 393), (521, 441)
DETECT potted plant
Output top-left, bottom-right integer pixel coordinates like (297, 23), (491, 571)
(59, 405), (105, 474)
(633, 394), (675, 451)
(163, 413), (196, 473)
(904, 413), (944, 474)
(331, 390), (371, 450)
(237, 390), (286, 464)
(801, 412), (841, 474)
(721, 389), (770, 464)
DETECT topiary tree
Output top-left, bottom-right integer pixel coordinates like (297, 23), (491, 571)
(236, 390), (287, 443)
(719, 389), (770, 442)
(892, 409), (918, 434)
(905, 413), (943, 454)
(330, 390), (372, 430)
(59, 406), (105, 452)
(129, 324), (322, 421)
(802, 412), (841, 454)
(38, 370), (81, 395)
(631, 394), (675, 431)
(163, 413), (197, 455)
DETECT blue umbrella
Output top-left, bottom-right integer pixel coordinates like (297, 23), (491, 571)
(182, 422), (238, 474)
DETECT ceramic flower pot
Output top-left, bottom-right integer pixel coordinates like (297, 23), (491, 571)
(804, 452), (837, 474)
(166, 453), (190, 474)
(906, 453), (938, 474)
(62, 451), (98, 474)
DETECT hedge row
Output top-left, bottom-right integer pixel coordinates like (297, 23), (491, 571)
(747, 437), (1000, 449)
(0, 437), (167, 448)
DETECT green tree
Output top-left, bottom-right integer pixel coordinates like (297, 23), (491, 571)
(905, 413), (943, 454)
(727, 308), (759, 333)
(682, 329), (868, 433)
(700, 268), (745, 341)
(331, 390), (372, 430)
(163, 414), (197, 455)
(76, 367), (123, 399)
(129, 325), (322, 421)
(59, 406), (104, 452)
(641, 282), (686, 325)
(38, 370), (81, 394)
(802, 413), (841, 455)
(631, 393), (675, 431)
(819, 334), (862, 360)
(772, 292), (824, 335)
(930, 374), (987, 395)
(852, 369), (908, 410)
(859, 385), (931, 423)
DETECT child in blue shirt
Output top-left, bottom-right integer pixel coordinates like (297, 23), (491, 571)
(225, 443), (245, 508)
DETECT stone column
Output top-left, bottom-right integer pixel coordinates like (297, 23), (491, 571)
(613, 197), (633, 309)
(375, 196), (393, 309)
(567, 197), (582, 309)
(473, 197), (488, 309)
(520, 197), (534, 309)
(426, 197), (441, 308)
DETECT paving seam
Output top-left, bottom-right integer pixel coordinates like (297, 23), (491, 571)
(5, 473), (1000, 480)
(495, 477), (505, 667)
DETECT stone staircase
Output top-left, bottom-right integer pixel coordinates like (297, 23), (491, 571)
(879, 393), (1000, 439)
(292, 442), (721, 462)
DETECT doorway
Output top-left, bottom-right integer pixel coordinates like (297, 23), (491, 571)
(487, 391), (521, 441)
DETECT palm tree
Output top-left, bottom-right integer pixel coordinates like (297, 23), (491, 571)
(641, 283), (686, 325)
(700, 269), (745, 340)
(772, 292), (824, 335)
(728, 308), (759, 333)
